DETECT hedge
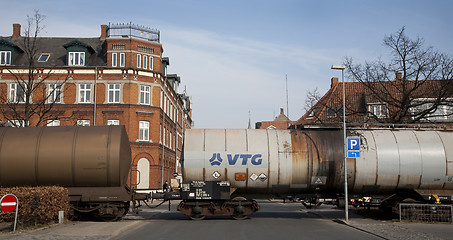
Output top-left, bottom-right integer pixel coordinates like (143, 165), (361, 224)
(0, 186), (69, 228)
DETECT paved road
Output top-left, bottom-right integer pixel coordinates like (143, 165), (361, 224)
(113, 201), (382, 240)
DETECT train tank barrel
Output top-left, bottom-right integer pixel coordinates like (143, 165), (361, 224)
(0, 125), (131, 188)
(183, 128), (343, 194)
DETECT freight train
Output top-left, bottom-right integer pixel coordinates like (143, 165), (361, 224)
(1, 126), (453, 221)
(0, 125), (147, 220)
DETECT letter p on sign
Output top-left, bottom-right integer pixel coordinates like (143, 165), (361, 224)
(348, 138), (360, 151)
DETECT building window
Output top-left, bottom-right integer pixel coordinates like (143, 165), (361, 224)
(108, 84), (121, 103)
(143, 55), (147, 69)
(38, 53), (50, 62)
(107, 119), (120, 125)
(10, 83), (26, 103)
(48, 83), (62, 103)
(411, 99), (453, 121)
(8, 120), (27, 127)
(120, 53), (125, 67)
(112, 53), (117, 67)
(0, 51), (11, 65)
(68, 52), (85, 66)
(47, 120), (60, 126)
(139, 121), (149, 141)
(140, 85), (150, 105)
(137, 54), (141, 68)
(149, 56), (153, 70)
(79, 84), (91, 103)
(77, 119), (90, 126)
(307, 108), (319, 119)
(368, 103), (388, 118)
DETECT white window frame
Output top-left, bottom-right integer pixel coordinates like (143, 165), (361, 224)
(112, 53), (117, 67)
(77, 119), (90, 126)
(8, 120), (27, 127)
(47, 120), (60, 126)
(149, 56), (153, 70)
(68, 52), (85, 66)
(79, 83), (92, 103)
(139, 85), (151, 105)
(10, 83), (26, 103)
(120, 53), (125, 67)
(107, 83), (121, 103)
(0, 51), (12, 65)
(411, 98), (453, 121)
(139, 121), (150, 141)
(137, 54), (141, 68)
(143, 55), (147, 69)
(367, 103), (388, 119)
(48, 83), (63, 104)
(107, 119), (120, 125)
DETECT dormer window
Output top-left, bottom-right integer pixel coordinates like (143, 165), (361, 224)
(63, 40), (94, 67)
(0, 51), (11, 65)
(69, 52), (85, 66)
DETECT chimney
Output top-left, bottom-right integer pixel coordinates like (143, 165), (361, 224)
(12, 24), (21, 38)
(100, 25), (108, 39)
(395, 72), (402, 81)
(280, 108), (284, 115)
(331, 77), (338, 88)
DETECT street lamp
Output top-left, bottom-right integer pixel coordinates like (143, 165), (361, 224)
(331, 64), (349, 222)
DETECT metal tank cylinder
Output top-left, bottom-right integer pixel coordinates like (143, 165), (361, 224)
(0, 125), (131, 188)
(183, 129), (342, 194)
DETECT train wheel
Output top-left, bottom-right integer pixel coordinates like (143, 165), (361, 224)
(190, 214), (206, 220)
(232, 197), (248, 220)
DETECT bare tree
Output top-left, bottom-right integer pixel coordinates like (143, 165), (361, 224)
(1, 10), (70, 127)
(345, 27), (453, 124)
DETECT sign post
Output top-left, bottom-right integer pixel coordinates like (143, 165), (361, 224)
(0, 194), (19, 232)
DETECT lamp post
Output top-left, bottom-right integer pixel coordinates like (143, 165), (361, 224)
(331, 64), (348, 222)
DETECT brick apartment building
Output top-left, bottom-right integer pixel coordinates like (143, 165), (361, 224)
(0, 23), (192, 189)
(295, 73), (453, 129)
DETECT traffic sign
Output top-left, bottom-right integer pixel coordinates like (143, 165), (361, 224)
(0, 194), (18, 213)
(347, 138), (360, 151)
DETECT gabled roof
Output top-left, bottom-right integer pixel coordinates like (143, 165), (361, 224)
(63, 40), (95, 53)
(295, 77), (453, 126)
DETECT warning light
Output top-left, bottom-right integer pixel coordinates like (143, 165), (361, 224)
(235, 173), (246, 181)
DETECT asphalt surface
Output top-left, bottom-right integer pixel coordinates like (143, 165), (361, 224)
(0, 200), (452, 240)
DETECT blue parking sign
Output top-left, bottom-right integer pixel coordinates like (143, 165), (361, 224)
(348, 138), (360, 151)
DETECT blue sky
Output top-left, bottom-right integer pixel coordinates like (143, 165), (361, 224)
(1, 0), (452, 128)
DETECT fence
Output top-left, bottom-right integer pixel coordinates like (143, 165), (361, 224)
(399, 203), (453, 223)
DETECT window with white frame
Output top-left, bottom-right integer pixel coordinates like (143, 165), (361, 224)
(0, 51), (11, 65)
(108, 84), (121, 103)
(77, 119), (90, 126)
(48, 83), (62, 103)
(411, 99), (453, 121)
(120, 53), (125, 67)
(143, 55), (147, 69)
(140, 85), (150, 105)
(112, 53), (117, 67)
(368, 103), (388, 118)
(107, 119), (120, 125)
(8, 120), (27, 127)
(47, 120), (60, 126)
(137, 54), (141, 68)
(68, 52), (85, 66)
(139, 121), (149, 141)
(10, 83), (26, 103)
(149, 56), (153, 70)
(79, 84), (91, 103)
(307, 108), (319, 119)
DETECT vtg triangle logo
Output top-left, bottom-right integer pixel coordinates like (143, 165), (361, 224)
(209, 153), (223, 166)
